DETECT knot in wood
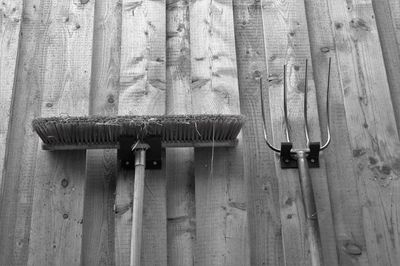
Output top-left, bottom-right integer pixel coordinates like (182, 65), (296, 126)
(61, 178), (69, 188)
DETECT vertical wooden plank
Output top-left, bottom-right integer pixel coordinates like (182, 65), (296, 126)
(0, 0), (22, 193)
(260, 0), (338, 265)
(189, 0), (249, 265)
(0, 2), (23, 263)
(304, 0), (369, 265)
(0, 1), (42, 265)
(27, 0), (95, 265)
(325, 0), (400, 265)
(81, 0), (121, 265)
(115, 0), (167, 265)
(166, 1), (195, 266)
(232, 1), (284, 265)
(372, 1), (400, 132)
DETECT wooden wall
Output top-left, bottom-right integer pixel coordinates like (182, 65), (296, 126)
(1, 0), (400, 265)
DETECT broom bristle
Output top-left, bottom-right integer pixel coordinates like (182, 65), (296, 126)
(32, 114), (245, 149)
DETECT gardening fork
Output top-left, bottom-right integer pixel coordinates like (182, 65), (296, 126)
(260, 58), (332, 266)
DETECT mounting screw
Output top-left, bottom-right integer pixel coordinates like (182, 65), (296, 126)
(153, 161), (158, 166)
(284, 159), (290, 163)
(310, 159), (315, 163)
(125, 161), (130, 166)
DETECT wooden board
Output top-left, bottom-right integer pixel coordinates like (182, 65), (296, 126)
(189, 0), (249, 265)
(81, 0), (121, 265)
(115, 0), (167, 265)
(26, 0), (95, 265)
(232, 1), (284, 265)
(325, 0), (400, 265)
(165, 1), (195, 266)
(260, 0), (338, 264)
(372, 1), (400, 132)
(0, 0), (22, 194)
(0, 1), (43, 265)
(304, 0), (370, 264)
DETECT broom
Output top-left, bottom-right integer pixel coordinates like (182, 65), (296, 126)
(32, 114), (245, 266)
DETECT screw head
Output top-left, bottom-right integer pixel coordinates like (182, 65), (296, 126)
(153, 161), (158, 166)
(125, 161), (130, 165)
(310, 159), (315, 163)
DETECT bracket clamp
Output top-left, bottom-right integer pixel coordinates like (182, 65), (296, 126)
(118, 135), (162, 170)
(280, 142), (321, 169)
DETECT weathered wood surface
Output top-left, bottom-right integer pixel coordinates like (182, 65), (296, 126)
(190, 0), (248, 265)
(0, 1), (41, 265)
(326, 0), (400, 265)
(373, 0), (400, 132)
(81, 0), (121, 265)
(2, 0), (400, 265)
(115, 0), (167, 265)
(0, 0), (22, 194)
(305, 0), (369, 265)
(26, 0), (95, 265)
(260, 0), (338, 264)
(232, 1), (284, 265)
(166, 1), (195, 266)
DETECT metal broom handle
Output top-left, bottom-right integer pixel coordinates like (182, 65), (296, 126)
(131, 144), (149, 266)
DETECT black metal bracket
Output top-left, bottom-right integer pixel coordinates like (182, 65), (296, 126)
(280, 142), (297, 169)
(307, 142), (320, 168)
(280, 142), (321, 169)
(118, 135), (162, 170)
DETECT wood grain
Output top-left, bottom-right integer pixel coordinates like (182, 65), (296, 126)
(260, 0), (338, 265)
(0, 1), (43, 265)
(190, 0), (240, 115)
(326, 0), (400, 265)
(372, 1), (400, 132)
(166, 1), (195, 265)
(305, 0), (369, 264)
(115, 0), (167, 265)
(232, 1), (284, 265)
(81, 0), (121, 264)
(26, 0), (95, 265)
(190, 0), (249, 265)
(0, 0), (22, 194)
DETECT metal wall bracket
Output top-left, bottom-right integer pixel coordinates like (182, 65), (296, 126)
(118, 135), (162, 170)
(280, 142), (298, 169)
(280, 142), (321, 169)
(307, 142), (320, 168)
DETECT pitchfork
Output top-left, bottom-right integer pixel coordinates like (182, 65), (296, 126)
(260, 58), (332, 266)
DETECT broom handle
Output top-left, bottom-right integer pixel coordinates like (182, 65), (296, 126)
(131, 148), (147, 266)
(297, 151), (322, 266)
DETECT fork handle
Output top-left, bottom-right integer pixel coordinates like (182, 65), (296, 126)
(297, 151), (322, 266)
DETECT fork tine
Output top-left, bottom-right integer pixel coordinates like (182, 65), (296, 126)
(321, 57), (332, 150)
(259, 78), (281, 153)
(304, 59), (310, 147)
(283, 64), (291, 142)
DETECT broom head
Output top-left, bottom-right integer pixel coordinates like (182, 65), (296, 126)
(32, 114), (245, 150)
